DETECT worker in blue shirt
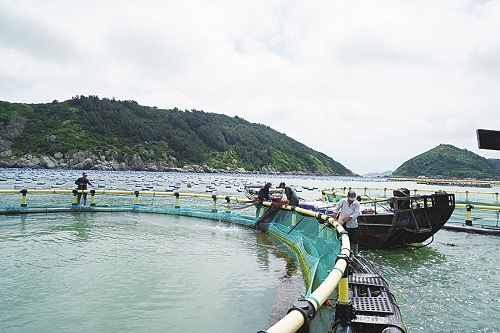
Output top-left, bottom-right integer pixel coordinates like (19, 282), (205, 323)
(75, 172), (93, 205)
(258, 182), (272, 204)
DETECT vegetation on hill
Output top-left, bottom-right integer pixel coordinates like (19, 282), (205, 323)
(392, 144), (500, 179)
(0, 95), (354, 175)
(487, 158), (500, 169)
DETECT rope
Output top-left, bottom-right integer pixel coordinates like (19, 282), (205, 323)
(408, 235), (435, 248)
(307, 295), (321, 310)
(331, 267), (344, 275)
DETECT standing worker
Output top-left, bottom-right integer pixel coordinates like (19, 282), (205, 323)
(75, 172), (93, 205)
(279, 182), (300, 206)
(331, 190), (360, 255)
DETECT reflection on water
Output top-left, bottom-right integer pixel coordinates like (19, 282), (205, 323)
(49, 213), (93, 241)
(256, 232), (299, 278)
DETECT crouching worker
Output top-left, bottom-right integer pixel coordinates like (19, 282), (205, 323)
(278, 182), (299, 206)
(332, 190), (360, 255)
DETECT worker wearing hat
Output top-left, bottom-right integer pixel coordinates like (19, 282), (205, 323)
(331, 190), (360, 255)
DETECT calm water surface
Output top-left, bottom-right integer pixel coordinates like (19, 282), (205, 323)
(0, 169), (499, 332)
(0, 212), (295, 333)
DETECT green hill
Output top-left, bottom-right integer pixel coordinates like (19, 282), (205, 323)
(487, 158), (500, 169)
(392, 144), (500, 179)
(0, 95), (354, 175)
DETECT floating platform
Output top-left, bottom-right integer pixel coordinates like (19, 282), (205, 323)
(443, 223), (500, 235)
(330, 255), (407, 333)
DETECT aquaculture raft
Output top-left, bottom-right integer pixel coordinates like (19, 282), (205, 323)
(0, 188), (407, 333)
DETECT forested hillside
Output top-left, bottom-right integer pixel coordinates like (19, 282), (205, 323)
(0, 95), (354, 175)
(392, 144), (500, 179)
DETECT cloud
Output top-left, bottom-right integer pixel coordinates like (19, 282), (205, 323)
(1, 0), (500, 174)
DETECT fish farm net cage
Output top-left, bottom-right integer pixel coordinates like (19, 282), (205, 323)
(0, 189), (342, 297)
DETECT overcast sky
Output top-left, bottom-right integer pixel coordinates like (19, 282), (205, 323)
(1, 0), (499, 174)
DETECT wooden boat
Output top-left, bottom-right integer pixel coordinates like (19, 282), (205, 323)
(357, 189), (455, 248)
(246, 184), (455, 249)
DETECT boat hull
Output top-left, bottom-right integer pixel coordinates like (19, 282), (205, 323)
(357, 192), (455, 248)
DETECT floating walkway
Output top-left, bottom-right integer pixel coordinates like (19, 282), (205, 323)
(442, 223), (500, 235)
(388, 177), (500, 188)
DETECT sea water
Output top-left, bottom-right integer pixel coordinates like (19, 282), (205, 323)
(0, 212), (296, 333)
(0, 169), (499, 332)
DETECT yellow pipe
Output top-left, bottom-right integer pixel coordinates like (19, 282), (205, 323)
(465, 204), (473, 226)
(211, 196), (217, 212)
(13, 188), (500, 210)
(266, 310), (306, 333)
(456, 203), (500, 211)
(21, 189), (27, 207)
(338, 275), (349, 304)
(10, 188), (500, 212)
(266, 219), (349, 333)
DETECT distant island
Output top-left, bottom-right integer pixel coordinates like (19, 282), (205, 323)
(2, 96), (499, 180)
(0, 96), (354, 176)
(362, 170), (393, 178)
(391, 144), (500, 180)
